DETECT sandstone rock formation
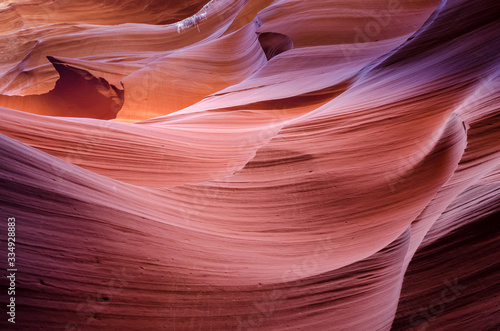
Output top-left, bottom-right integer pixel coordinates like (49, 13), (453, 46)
(0, 0), (499, 330)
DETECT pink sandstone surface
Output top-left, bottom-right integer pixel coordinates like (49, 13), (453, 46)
(0, 0), (499, 330)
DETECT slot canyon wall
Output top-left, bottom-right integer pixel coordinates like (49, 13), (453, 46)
(0, 0), (499, 330)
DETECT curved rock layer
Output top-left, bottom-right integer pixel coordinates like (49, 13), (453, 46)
(0, 0), (499, 330)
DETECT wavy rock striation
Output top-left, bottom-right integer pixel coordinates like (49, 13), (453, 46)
(0, 0), (499, 330)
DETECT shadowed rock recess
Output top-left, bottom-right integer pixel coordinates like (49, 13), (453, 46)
(0, 0), (499, 330)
